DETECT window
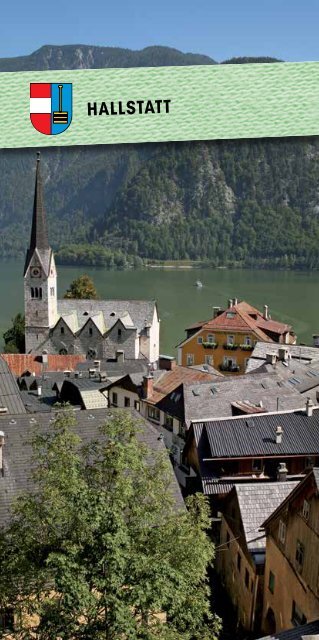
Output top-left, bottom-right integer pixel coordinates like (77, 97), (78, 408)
(252, 458), (263, 472)
(291, 601), (307, 626)
(227, 335), (234, 345)
(89, 327), (93, 336)
(59, 348), (67, 355)
(118, 328), (122, 338)
(244, 336), (251, 345)
(60, 326), (65, 335)
(207, 334), (215, 343)
(302, 499), (310, 521)
(197, 336), (203, 344)
(124, 397), (130, 408)
(295, 540), (305, 571)
(278, 520), (286, 544)
(237, 553), (241, 573)
(226, 312), (236, 319)
(50, 287), (55, 296)
(268, 571), (275, 594)
(245, 568), (249, 589)
(186, 353), (194, 366)
(165, 415), (174, 431)
(148, 406), (160, 422)
(39, 287), (42, 299)
(112, 392), (118, 407)
(31, 287), (34, 298)
(205, 355), (213, 365)
(134, 400), (140, 411)
(0, 608), (14, 632)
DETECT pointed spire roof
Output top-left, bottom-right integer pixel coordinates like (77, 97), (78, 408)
(24, 153), (52, 276)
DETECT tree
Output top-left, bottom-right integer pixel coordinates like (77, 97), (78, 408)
(64, 274), (98, 299)
(0, 409), (221, 639)
(3, 312), (25, 353)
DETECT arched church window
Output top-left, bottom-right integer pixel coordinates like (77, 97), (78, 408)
(31, 287), (34, 298)
(60, 326), (65, 335)
(59, 348), (68, 355)
(118, 328), (122, 338)
(89, 327), (93, 336)
(39, 288), (42, 299)
(50, 287), (55, 296)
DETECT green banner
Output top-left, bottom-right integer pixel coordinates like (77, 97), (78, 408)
(1, 62), (319, 148)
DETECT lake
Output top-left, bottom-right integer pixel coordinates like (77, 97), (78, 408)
(0, 261), (318, 354)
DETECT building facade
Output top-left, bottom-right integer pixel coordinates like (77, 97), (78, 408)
(24, 155), (159, 362)
(177, 300), (296, 374)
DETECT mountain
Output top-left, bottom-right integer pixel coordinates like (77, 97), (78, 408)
(0, 44), (318, 270)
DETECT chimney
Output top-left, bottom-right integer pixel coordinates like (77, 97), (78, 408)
(306, 397), (314, 417)
(313, 334), (319, 348)
(263, 305), (269, 320)
(228, 298), (233, 308)
(37, 385), (42, 397)
(213, 306), (221, 319)
(275, 425), (283, 444)
(233, 297), (238, 306)
(0, 431), (4, 477)
(278, 348), (289, 362)
(266, 353), (277, 366)
(94, 360), (101, 371)
(116, 350), (125, 364)
(277, 461), (288, 481)
(158, 355), (176, 371)
(142, 373), (154, 399)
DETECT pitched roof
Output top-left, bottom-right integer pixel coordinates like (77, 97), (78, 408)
(0, 357), (26, 415)
(2, 354), (86, 377)
(257, 619), (319, 639)
(262, 468), (319, 530)
(234, 481), (298, 551)
(146, 366), (220, 405)
(246, 342), (319, 374)
(57, 299), (156, 335)
(192, 408), (319, 460)
(0, 408), (185, 529)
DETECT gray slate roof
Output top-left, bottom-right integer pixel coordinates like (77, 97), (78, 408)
(193, 408), (319, 459)
(235, 481), (298, 551)
(184, 371), (306, 425)
(57, 299), (156, 334)
(246, 342), (319, 374)
(257, 619), (319, 639)
(0, 357), (26, 415)
(0, 408), (185, 529)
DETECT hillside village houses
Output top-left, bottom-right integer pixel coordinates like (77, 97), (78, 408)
(3, 154), (319, 637)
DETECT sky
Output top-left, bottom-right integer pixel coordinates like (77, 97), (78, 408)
(1, 0), (319, 63)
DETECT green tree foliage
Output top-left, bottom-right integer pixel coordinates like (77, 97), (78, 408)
(64, 274), (99, 299)
(0, 409), (221, 639)
(3, 312), (25, 353)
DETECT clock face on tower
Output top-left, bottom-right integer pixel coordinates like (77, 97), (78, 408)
(30, 266), (41, 278)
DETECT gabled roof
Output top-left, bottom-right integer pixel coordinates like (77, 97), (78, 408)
(57, 299), (156, 335)
(0, 408), (185, 529)
(262, 467), (319, 530)
(257, 618), (319, 639)
(192, 408), (319, 460)
(233, 481), (298, 552)
(146, 366), (220, 405)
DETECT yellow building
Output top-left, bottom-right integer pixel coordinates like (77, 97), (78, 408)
(177, 299), (296, 375)
(261, 468), (319, 636)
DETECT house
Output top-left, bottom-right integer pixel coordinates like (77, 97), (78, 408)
(217, 482), (297, 634)
(257, 619), (319, 639)
(261, 468), (319, 636)
(246, 342), (319, 375)
(183, 403), (319, 502)
(24, 154), (159, 363)
(177, 299), (296, 374)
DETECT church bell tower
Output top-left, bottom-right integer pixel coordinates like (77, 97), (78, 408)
(24, 153), (58, 353)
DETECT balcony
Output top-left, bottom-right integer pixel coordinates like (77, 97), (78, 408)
(223, 343), (239, 351)
(239, 344), (253, 351)
(202, 341), (218, 349)
(219, 363), (240, 373)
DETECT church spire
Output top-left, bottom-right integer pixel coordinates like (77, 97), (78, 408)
(24, 153), (51, 275)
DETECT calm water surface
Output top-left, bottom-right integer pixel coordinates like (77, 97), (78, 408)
(0, 261), (318, 354)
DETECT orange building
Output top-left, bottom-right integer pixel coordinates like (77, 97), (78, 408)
(177, 299), (296, 375)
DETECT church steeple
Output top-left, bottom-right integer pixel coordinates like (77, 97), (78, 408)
(24, 152), (50, 276)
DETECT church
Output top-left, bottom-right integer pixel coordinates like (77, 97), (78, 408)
(24, 154), (160, 363)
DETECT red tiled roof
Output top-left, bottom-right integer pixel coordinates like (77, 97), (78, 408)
(1, 354), (86, 377)
(147, 366), (219, 404)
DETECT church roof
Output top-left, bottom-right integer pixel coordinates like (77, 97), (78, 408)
(24, 153), (52, 276)
(57, 299), (156, 335)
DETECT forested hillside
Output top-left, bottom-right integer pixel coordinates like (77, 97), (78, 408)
(0, 45), (318, 269)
